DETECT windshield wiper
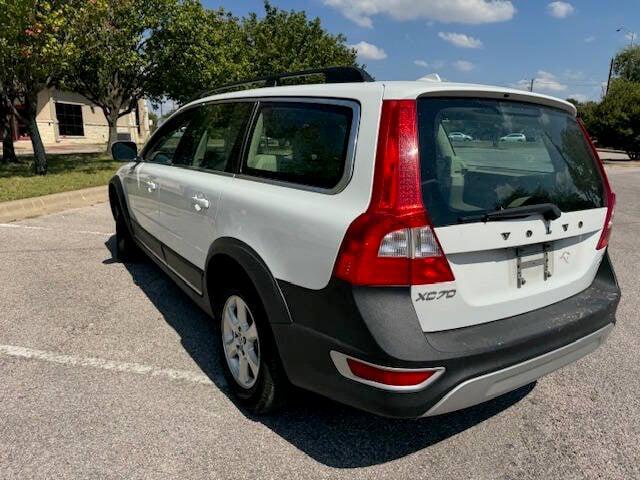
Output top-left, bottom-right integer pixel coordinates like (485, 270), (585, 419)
(458, 203), (562, 223)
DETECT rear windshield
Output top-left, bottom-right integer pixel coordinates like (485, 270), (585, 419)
(417, 98), (605, 227)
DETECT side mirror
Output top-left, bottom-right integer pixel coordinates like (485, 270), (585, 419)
(111, 141), (138, 162)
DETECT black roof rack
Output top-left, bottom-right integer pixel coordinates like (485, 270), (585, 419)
(195, 66), (374, 100)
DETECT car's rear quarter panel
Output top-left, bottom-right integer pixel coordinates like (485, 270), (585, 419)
(214, 84), (384, 290)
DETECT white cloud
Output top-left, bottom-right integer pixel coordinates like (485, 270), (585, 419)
(625, 32), (637, 42)
(349, 41), (388, 60)
(438, 32), (483, 48)
(323, 0), (516, 28)
(584, 35), (596, 43)
(512, 70), (567, 93)
(564, 69), (584, 81)
(413, 59), (445, 69)
(547, 2), (575, 19)
(568, 93), (588, 103)
(453, 60), (475, 72)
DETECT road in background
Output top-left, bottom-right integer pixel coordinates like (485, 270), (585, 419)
(1, 165), (638, 479)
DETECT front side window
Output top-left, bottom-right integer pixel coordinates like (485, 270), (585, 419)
(172, 102), (254, 172)
(55, 102), (84, 136)
(143, 111), (194, 165)
(243, 102), (353, 189)
(417, 98), (605, 227)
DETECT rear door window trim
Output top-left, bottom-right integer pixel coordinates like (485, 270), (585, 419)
(139, 96), (360, 193)
(237, 97), (361, 195)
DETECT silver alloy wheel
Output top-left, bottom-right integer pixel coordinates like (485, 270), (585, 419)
(222, 295), (260, 389)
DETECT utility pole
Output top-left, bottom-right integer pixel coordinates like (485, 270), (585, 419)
(529, 78), (535, 92)
(605, 57), (614, 96)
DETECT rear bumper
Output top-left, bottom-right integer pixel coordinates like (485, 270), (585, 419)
(273, 253), (620, 418)
(424, 323), (613, 416)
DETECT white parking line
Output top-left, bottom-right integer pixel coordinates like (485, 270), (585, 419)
(0, 344), (217, 385)
(0, 223), (111, 236)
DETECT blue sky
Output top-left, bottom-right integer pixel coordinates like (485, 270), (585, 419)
(204, 0), (639, 102)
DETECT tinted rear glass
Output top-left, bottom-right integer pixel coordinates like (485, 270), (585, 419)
(417, 98), (605, 227)
(243, 102), (353, 189)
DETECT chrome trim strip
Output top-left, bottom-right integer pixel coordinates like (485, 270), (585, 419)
(424, 323), (614, 416)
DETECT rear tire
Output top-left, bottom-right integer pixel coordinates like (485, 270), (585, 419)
(216, 285), (288, 414)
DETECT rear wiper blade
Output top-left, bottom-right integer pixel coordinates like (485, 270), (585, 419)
(458, 203), (562, 223)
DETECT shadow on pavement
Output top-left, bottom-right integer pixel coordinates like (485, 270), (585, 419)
(105, 235), (535, 468)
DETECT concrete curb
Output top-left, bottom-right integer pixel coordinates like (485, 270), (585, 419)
(0, 186), (108, 223)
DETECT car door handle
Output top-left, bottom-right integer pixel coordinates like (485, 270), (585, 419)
(145, 180), (157, 193)
(191, 195), (210, 212)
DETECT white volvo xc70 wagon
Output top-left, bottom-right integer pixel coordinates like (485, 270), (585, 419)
(109, 67), (620, 418)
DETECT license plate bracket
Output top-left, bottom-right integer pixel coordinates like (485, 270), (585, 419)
(516, 242), (552, 288)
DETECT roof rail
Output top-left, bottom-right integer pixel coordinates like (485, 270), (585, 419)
(194, 66), (374, 100)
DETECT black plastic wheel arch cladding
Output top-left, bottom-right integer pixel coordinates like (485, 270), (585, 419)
(205, 238), (293, 325)
(109, 175), (135, 236)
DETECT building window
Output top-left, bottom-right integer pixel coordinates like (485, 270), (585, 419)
(55, 102), (84, 136)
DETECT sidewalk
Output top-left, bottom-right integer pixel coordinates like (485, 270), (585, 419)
(597, 149), (630, 161)
(0, 186), (108, 223)
(0, 142), (107, 156)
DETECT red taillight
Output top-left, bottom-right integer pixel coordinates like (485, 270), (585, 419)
(346, 358), (438, 387)
(333, 100), (454, 286)
(578, 119), (616, 250)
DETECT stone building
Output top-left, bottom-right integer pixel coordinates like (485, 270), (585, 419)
(7, 88), (150, 147)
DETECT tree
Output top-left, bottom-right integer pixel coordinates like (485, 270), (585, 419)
(1, 96), (18, 164)
(149, 1), (360, 104)
(146, 1), (249, 105)
(0, 0), (83, 174)
(613, 45), (640, 83)
(577, 45), (640, 156)
(242, 2), (359, 79)
(595, 79), (640, 156)
(64, 0), (176, 151)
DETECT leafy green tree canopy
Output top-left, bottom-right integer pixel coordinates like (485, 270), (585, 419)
(146, 1), (249, 105)
(0, 0), (85, 173)
(64, 0), (176, 150)
(241, 2), (359, 78)
(149, 1), (360, 104)
(613, 45), (640, 83)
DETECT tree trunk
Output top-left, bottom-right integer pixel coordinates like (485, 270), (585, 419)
(2, 127), (17, 164)
(106, 109), (120, 153)
(23, 92), (47, 175)
(27, 113), (47, 175)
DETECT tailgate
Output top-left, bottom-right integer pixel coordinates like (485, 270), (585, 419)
(414, 96), (608, 332)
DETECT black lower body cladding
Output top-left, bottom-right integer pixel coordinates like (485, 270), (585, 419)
(272, 253), (620, 418)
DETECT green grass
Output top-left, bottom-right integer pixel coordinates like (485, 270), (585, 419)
(0, 153), (121, 203)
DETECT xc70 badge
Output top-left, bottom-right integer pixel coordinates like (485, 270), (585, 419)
(415, 289), (456, 302)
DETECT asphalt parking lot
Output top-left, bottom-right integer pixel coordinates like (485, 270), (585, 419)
(1, 165), (639, 479)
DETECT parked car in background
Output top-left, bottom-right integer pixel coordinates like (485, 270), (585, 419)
(448, 131), (473, 141)
(109, 67), (620, 418)
(500, 132), (527, 143)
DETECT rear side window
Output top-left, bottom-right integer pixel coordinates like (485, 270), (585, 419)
(173, 102), (254, 172)
(243, 102), (353, 189)
(417, 98), (605, 227)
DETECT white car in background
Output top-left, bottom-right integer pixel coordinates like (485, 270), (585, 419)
(448, 131), (473, 141)
(500, 132), (527, 143)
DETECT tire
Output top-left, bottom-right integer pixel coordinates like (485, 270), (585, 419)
(112, 198), (142, 262)
(217, 285), (288, 414)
